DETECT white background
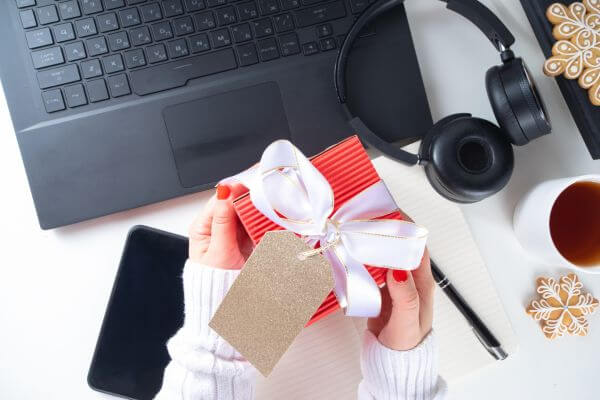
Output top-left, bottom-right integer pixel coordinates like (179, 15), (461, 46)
(1, 0), (599, 399)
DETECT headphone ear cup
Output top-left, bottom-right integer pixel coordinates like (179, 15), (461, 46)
(419, 116), (514, 203)
(486, 65), (528, 146)
(486, 58), (551, 146)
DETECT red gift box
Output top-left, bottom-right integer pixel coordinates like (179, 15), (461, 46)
(232, 136), (405, 325)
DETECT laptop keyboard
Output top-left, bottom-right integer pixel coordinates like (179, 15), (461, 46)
(16, 0), (374, 113)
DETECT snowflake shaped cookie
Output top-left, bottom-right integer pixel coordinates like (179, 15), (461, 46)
(527, 273), (599, 339)
(544, 1), (600, 105)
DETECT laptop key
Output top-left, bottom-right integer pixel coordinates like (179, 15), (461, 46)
(206, 0), (226, 7)
(210, 28), (231, 48)
(119, 8), (141, 27)
(31, 46), (64, 69)
(124, 48), (146, 68)
(37, 64), (80, 89)
(75, 18), (98, 37)
(231, 23), (252, 43)
(145, 43), (168, 63)
(86, 79), (109, 102)
(280, 0), (300, 10)
(194, 11), (215, 31)
(108, 31), (131, 51)
(53, 23), (76, 42)
(64, 41), (87, 61)
(107, 74), (131, 97)
(63, 83), (88, 107)
(97, 13), (120, 32)
(151, 21), (173, 41)
(42, 89), (65, 113)
(301, 41), (318, 55)
(257, 37), (278, 61)
(17, 0), (37, 8)
(273, 13), (293, 33)
(129, 48), (237, 95)
(20, 10), (37, 29)
(81, 0), (104, 15)
(127, 0), (147, 3)
(173, 16), (195, 36)
(237, 2), (258, 21)
(104, 0), (125, 10)
(188, 33), (210, 53)
(58, 1), (81, 20)
(130, 26), (152, 46)
(86, 36), (108, 56)
(140, 3), (162, 22)
(349, 0), (367, 14)
(25, 28), (53, 49)
(81, 59), (103, 78)
(102, 54), (125, 73)
(252, 18), (273, 38)
(215, 6), (237, 26)
(294, 1), (345, 27)
(316, 23), (332, 37)
(167, 39), (189, 58)
(319, 37), (336, 51)
(258, 0), (278, 15)
(236, 42), (258, 66)
(279, 32), (300, 56)
(36, 5), (59, 25)
(163, 0), (184, 17)
(184, 0), (205, 11)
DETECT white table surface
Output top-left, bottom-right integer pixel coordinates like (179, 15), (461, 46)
(1, 0), (599, 399)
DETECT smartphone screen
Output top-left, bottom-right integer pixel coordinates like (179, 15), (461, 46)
(88, 226), (188, 400)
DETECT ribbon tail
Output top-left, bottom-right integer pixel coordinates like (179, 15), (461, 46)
(339, 220), (427, 270)
(324, 245), (382, 318)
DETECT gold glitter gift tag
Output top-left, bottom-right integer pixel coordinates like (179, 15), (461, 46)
(209, 230), (334, 376)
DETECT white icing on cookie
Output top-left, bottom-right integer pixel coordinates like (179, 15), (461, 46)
(545, 2), (600, 104)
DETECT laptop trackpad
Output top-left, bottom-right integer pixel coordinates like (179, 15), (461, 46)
(163, 82), (291, 188)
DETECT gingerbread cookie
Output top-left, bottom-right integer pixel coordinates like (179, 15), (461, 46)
(527, 273), (599, 339)
(544, 1), (600, 105)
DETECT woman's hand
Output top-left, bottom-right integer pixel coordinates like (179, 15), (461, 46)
(188, 184), (253, 269)
(368, 249), (435, 351)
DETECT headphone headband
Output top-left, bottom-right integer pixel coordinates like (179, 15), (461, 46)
(441, 0), (515, 51)
(335, 0), (515, 104)
(334, 0), (399, 104)
(334, 0), (518, 167)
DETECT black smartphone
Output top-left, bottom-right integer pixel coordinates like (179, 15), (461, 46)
(88, 225), (188, 400)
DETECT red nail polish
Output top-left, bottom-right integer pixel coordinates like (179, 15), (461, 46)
(393, 270), (408, 283)
(216, 184), (231, 200)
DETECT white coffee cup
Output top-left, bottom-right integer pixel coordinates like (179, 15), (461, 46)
(513, 174), (600, 274)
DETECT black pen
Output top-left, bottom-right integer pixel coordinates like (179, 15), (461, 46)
(430, 259), (508, 361)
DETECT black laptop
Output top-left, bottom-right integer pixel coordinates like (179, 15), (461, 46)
(1, 0), (431, 229)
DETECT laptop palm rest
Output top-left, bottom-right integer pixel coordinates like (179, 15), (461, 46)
(163, 82), (291, 188)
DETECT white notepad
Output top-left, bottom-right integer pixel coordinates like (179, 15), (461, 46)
(255, 145), (518, 399)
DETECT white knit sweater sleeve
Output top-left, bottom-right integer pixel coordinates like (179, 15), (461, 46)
(155, 260), (446, 400)
(154, 260), (256, 400)
(358, 330), (448, 400)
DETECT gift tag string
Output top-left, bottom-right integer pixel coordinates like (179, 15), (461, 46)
(298, 228), (341, 261)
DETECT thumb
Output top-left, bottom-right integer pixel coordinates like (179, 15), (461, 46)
(207, 185), (239, 254)
(378, 269), (422, 350)
(387, 269), (420, 323)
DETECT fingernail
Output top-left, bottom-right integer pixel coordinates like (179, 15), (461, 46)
(216, 184), (231, 200)
(393, 270), (408, 283)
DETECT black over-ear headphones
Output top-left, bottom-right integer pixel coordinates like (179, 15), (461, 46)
(335, 0), (552, 203)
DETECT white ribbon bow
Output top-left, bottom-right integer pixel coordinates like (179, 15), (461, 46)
(222, 140), (428, 317)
